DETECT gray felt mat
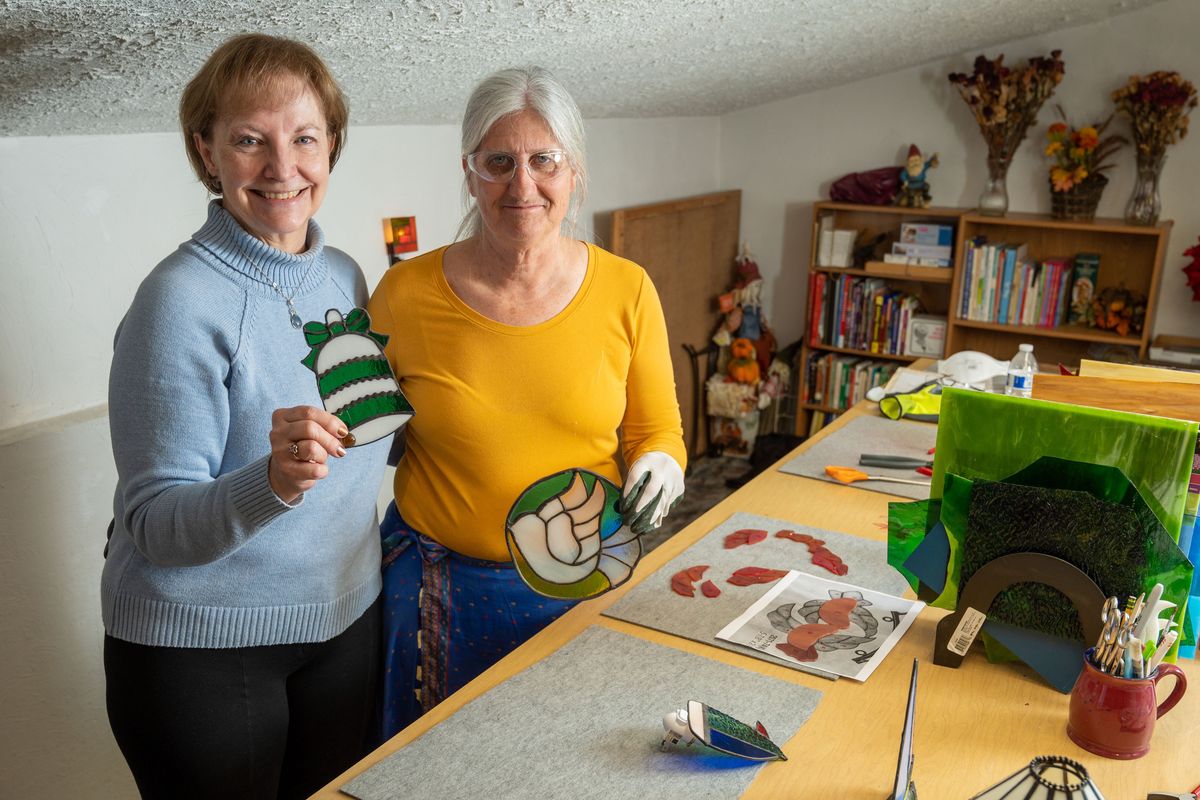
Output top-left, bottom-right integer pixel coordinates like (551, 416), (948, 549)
(777, 415), (937, 500)
(342, 626), (822, 800)
(602, 512), (912, 678)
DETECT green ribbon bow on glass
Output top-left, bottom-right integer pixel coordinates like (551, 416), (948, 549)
(300, 307), (389, 370)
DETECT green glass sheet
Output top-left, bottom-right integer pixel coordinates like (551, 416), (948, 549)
(933, 459), (1192, 645)
(931, 388), (1197, 540)
(929, 472), (973, 611)
(887, 499), (933, 590)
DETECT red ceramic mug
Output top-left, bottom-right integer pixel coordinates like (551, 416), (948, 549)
(1067, 648), (1187, 760)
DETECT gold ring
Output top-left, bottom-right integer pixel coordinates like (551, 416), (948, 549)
(289, 441), (302, 460)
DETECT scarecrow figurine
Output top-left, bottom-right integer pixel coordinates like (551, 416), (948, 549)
(896, 144), (939, 208)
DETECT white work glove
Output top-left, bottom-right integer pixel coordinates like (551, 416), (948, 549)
(619, 451), (685, 534)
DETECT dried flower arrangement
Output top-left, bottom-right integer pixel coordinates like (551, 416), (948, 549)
(1044, 108), (1126, 193)
(948, 51), (1066, 165)
(1091, 285), (1146, 337)
(1111, 71), (1198, 162)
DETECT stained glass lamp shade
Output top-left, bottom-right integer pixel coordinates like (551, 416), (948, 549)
(969, 756), (1105, 800)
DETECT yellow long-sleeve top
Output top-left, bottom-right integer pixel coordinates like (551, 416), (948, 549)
(368, 242), (687, 561)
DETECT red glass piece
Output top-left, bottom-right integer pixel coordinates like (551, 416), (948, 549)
(811, 547), (849, 576)
(670, 574), (695, 597)
(776, 530), (815, 545)
(724, 528), (769, 548)
(670, 565), (709, 597)
(727, 567), (790, 586)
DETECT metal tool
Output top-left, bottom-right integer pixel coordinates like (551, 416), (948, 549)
(1146, 783), (1200, 800)
(1094, 596), (1131, 674)
(858, 454), (934, 469)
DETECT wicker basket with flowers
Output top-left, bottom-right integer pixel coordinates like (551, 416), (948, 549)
(1044, 107), (1126, 221)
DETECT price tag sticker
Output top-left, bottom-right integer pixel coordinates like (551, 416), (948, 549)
(947, 607), (986, 656)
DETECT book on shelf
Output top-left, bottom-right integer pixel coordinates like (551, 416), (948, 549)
(809, 272), (922, 355)
(1067, 253), (1099, 326)
(891, 241), (952, 265)
(829, 229), (857, 267)
(802, 351), (898, 411)
(900, 221), (954, 247)
(958, 238), (1077, 328)
(808, 410), (836, 437)
(817, 213), (835, 266)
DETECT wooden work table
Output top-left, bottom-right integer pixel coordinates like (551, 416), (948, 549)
(316, 401), (1199, 799)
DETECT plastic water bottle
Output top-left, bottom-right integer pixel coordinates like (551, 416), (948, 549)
(1005, 343), (1037, 398)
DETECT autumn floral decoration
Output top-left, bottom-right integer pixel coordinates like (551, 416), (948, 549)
(1044, 108), (1126, 193)
(1111, 71), (1198, 164)
(948, 51), (1066, 167)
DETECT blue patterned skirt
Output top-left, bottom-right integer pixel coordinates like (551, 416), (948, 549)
(379, 501), (577, 738)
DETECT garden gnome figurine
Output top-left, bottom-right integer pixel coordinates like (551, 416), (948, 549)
(897, 144), (939, 208)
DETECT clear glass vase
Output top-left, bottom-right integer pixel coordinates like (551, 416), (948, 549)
(978, 155), (1010, 216)
(1125, 153), (1165, 226)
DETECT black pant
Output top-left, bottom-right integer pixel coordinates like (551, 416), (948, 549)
(105, 596), (381, 800)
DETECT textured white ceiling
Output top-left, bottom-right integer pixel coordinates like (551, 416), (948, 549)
(0, 0), (1162, 137)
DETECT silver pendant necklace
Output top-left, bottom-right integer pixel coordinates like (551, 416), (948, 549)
(245, 256), (310, 328)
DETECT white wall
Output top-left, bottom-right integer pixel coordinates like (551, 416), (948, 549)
(0, 116), (719, 799)
(722, 0), (1200, 347)
(0, 117), (720, 434)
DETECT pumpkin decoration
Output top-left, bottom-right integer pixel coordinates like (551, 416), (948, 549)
(727, 337), (761, 384)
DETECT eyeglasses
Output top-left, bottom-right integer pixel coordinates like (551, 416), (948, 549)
(465, 150), (569, 183)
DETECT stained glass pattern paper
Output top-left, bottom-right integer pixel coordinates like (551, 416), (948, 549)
(716, 570), (924, 681)
(604, 512), (912, 678)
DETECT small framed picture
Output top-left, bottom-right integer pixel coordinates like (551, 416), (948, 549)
(905, 315), (946, 358)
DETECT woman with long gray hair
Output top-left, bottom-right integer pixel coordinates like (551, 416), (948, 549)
(368, 66), (686, 737)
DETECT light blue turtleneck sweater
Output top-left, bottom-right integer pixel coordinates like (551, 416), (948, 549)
(102, 201), (389, 648)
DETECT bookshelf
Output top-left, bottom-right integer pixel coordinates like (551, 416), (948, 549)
(798, 203), (963, 435)
(795, 203), (1173, 437)
(947, 212), (1172, 368)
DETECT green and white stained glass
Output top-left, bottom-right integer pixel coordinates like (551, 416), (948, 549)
(506, 468), (641, 599)
(300, 308), (413, 446)
(686, 700), (787, 761)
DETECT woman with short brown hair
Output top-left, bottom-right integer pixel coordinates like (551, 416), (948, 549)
(103, 34), (387, 799)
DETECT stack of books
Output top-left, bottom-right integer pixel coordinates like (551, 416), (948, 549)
(808, 272), (923, 355)
(959, 238), (1076, 327)
(802, 353), (898, 413)
(816, 213), (858, 267)
(883, 222), (954, 267)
